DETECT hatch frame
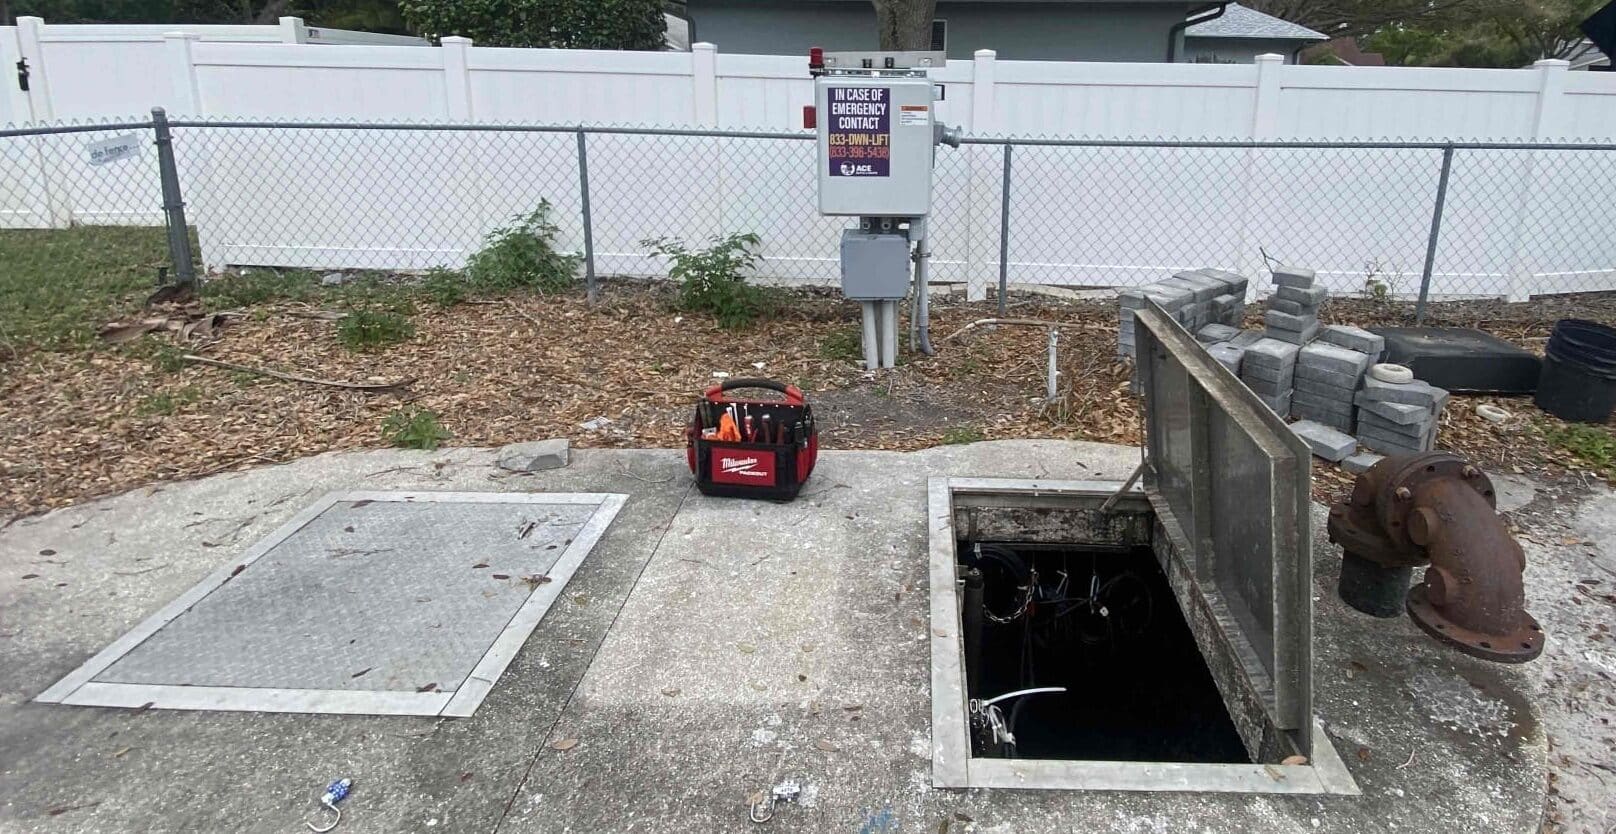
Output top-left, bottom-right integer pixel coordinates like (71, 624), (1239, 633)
(929, 478), (1357, 794)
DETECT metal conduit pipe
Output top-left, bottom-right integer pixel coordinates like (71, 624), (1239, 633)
(1165, 3), (1228, 63)
(914, 217), (935, 355)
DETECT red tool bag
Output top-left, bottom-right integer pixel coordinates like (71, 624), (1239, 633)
(686, 378), (818, 501)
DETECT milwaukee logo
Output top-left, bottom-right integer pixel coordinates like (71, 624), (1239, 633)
(719, 457), (768, 477)
(709, 448), (776, 486)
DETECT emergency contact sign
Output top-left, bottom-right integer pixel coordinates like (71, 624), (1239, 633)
(827, 86), (890, 177)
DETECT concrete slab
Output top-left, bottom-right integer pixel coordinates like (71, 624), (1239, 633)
(1320, 325), (1385, 358)
(1355, 395), (1436, 426)
(1265, 322), (1322, 345)
(1295, 363), (1364, 391)
(1291, 407), (1353, 434)
(1268, 298), (1306, 316)
(1265, 309), (1320, 332)
(1290, 421), (1357, 462)
(1192, 268), (1248, 297)
(1244, 338), (1301, 369)
(1241, 362), (1294, 387)
(1340, 451), (1384, 475)
(0, 442), (1553, 833)
(1206, 342), (1245, 374)
(1255, 392), (1293, 415)
(1242, 375), (1291, 396)
(1169, 271), (1225, 303)
(1274, 284), (1329, 306)
(1270, 265), (1316, 288)
(1358, 412), (1432, 439)
(1292, 390), (1356, 418)
(1360, 375), (1447, 408)
(1118, 284), (1191, 313)
(1299, 342), (1373, 378)
(497, 438), (570, 473)
(1356, 432), (1428, 456)
(1229, 330), (1266, 349)
(1196, 323), (1240, 344)
(1293, 378), (1357, 402)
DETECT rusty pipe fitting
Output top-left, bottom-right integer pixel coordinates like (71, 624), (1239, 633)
(1326, 451), (1543, 663)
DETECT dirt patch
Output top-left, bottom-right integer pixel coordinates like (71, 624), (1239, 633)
(0, 283), (1611, 517)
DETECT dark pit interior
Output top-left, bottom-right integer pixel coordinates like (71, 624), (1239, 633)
(957, 540), (1251, 764)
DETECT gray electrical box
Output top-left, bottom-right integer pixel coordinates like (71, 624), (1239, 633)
(840, 231), (911, 300)
(815, 76), (937, 217)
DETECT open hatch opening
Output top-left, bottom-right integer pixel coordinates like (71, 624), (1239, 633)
(959, 540), (1250, 764)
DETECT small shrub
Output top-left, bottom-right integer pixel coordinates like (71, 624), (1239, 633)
(942, 426), (985, 445)
(1360, 261), (1402, 305)
(643, 233), (773, 329)
(149, 341), (188, 374)
(820, 326), (863, 362)
(382, 407), (451, 450)
(136, 386), (201, 416)
(420, 267), (466, 307)
(1541, 421), (1616, 473)
(338, 310), (415, 351)
(465, 202), (581, 294)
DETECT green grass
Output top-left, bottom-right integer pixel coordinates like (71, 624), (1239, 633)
(0, 227), (575, 359)
(0, 227), (170, 352)
(941, 426), (985, 445)
(200, 270), (320, 308)
(337, 309), (415, 351)
(382, 407), (450, 450)
(136, 386), (203, 416)
(1541, 421), (1616, 474)
(148, 341), (188, 373)
(819, 327), (864, 362)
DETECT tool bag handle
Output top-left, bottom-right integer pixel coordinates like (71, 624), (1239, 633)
(703, 378), (805, 406)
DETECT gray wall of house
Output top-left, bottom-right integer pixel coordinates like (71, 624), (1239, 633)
(1181, 37), (1305, 64)
(685, 1), (1197, 62)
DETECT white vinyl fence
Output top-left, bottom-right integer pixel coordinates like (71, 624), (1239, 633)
(2, 29), (1615, 299)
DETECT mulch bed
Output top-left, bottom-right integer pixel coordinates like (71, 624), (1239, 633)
(2, 283), (1612, 518)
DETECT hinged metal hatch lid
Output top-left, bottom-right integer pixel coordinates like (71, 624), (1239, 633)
(1133, 301), (1313, 758)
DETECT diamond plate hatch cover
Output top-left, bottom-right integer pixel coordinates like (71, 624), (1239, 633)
(36, 491), (626, 717)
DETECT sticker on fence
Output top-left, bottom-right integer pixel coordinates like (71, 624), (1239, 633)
(87, 134), (141, 167)
(827, 86), (890, 177)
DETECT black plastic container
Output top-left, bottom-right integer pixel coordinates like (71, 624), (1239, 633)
(1536, 319), (1616, 423)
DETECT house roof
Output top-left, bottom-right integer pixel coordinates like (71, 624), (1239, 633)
(1186, 3), (1327, 41)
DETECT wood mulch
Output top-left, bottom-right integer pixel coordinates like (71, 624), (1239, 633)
(2, 282), (1612, 519)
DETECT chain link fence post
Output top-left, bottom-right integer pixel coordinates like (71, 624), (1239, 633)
(151, 107), (197, 289)
(576, 128), (598, 305)
(997, 143), (1013, 316)
(1415, 144), (1455, 325)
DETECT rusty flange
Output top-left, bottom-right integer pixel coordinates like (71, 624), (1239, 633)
(1326, 451), (1543, 663)
(1407, 585), (1544, 663)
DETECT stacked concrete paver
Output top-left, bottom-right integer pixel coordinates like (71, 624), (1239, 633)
(1264, 266), (1326, 345)
(1291, 342), (1373, 432)
(1354, 374), (1448, 455)
(1120, 264), (1451, 465)
(1241, 338), (1299, 416)
(1117, 268), (1248, 358)
(1289, 420), (1358, 462)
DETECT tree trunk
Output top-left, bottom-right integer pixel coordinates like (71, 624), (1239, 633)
(873, 0), (939, 50)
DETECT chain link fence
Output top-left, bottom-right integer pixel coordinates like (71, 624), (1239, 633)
(4, 115), (1616, 320)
